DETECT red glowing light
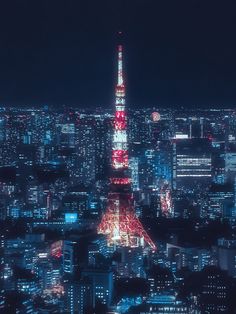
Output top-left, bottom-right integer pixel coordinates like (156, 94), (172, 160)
(110, 178), (131, 185)
(114, 110), (126, 130)
(51, 240), (63, 258)
(115, 111), (125, 118)
(114, 120), (126, 130)
(112, 150), (129, 168)
(151, 111), (161, 122)
(112, 149), (128, 158)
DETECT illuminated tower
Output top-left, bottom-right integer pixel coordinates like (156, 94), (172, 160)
(98, 42), (156, 250)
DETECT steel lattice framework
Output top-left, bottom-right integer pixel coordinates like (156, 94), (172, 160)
(98, 43), (156, 250)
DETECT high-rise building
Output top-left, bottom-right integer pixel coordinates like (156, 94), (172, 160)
(63, 240), (79, 274)
(57, 123), (75, 148)
(207, 184), (234, 219)
(75, 119), (96, 184)
(217, 238), (236, 278)
(173, 138), (212, 190)
(65, 279), (93, 314)
(94, 116), (112, 180)
(81, 269), (113, 307)
(62, 184), (91, 219)
(200, 267), (232, 313)
(0, 117), (6, 143)
(117, 246), (145, 278)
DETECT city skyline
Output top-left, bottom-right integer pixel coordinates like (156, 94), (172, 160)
(1, 1), (236, 313)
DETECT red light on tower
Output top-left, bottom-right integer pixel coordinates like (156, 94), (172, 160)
(97, 42), (156, 251)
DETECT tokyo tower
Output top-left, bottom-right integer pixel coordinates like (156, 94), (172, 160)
(98, 40), (156, 251)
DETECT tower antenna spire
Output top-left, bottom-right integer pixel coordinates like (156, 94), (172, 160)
(117, 31), (124, 86)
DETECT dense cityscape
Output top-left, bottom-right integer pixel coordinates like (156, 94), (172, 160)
(1, 1), (236, 312)
(1, 48), (236, 312)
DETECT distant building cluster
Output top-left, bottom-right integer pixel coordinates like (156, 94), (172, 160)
(0, 106), (236, 313)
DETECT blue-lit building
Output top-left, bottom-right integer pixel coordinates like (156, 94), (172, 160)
(216, 238), (236, 278)
(63, 240), (79, 274)
(199, 267), (232, 313)
(141, 294), (190, 313)
(81, 269), (113, 307)
(172, 138), (212, 190)
(207, 184), (234, 219)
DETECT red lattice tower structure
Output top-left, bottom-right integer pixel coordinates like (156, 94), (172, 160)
(98, 42), (156, 250)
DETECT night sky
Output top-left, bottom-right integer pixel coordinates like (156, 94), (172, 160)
(0, 0), (236, 108)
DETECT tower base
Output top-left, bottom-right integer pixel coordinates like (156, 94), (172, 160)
(98, 209), (156, 251)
